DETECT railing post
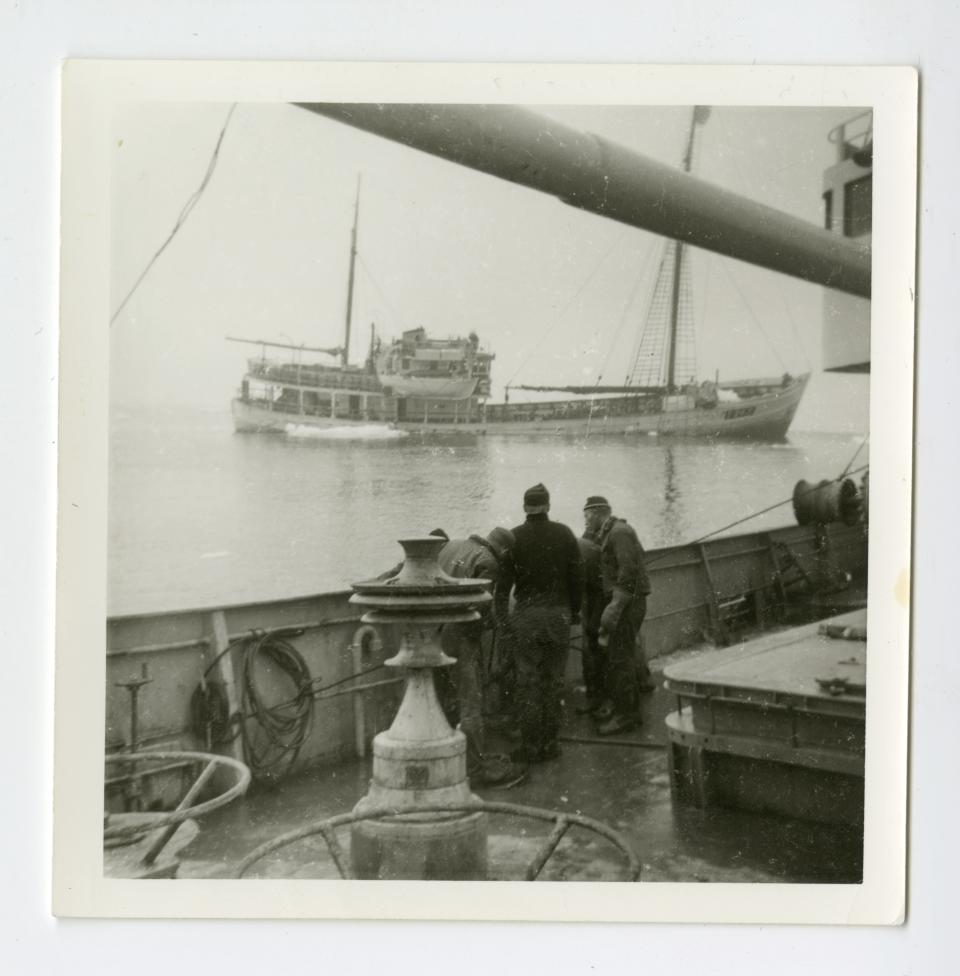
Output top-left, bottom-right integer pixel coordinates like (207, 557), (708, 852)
(698, 544), (729, 646)
(206, 611), (246, 768)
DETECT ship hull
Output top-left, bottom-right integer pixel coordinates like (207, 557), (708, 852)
(232, 373), (808, 440)
(232, 399), (386, 433)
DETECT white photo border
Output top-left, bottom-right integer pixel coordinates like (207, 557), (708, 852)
(54, 60), (916, 922)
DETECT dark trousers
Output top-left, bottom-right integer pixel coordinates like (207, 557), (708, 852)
(581, 630), (604, 704)
(485, 622), (517, 720)
(511, 604), (571, 759)
(604, 595), (649, 719)
(436, 621), (485, 774)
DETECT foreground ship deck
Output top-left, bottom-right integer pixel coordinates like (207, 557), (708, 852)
(110, 611), (866, 884)
(665, 608), (866, 826)
(104, 521), (868, 882)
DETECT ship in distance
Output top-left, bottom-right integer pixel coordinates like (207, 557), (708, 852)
(227, 107), (871, 441)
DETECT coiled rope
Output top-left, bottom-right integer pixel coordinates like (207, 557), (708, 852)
(236, 632), (313, 782)
(194, 630), (390, 780)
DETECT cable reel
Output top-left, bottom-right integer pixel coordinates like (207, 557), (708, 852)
(792, 477), (863, 527)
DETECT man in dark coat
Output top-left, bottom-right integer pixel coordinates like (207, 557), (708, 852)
(501, 483), (582, 765)
(583, 495), (654, 736)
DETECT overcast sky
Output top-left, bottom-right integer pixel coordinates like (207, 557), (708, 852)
(110, 102), (869, 431)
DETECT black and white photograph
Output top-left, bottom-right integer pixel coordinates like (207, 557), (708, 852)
(53, 62), (915, 922)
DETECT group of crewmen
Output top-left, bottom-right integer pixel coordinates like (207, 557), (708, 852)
(427, 481), (654, 790)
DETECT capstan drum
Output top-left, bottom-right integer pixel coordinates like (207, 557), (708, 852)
(348, 536), (492, 880)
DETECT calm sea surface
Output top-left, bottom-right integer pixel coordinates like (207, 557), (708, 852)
(108, 405), (868, 616)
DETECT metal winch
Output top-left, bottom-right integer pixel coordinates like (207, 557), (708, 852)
(346, 535), (491, 879)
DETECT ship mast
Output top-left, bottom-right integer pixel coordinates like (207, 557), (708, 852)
(342, 175), (361, 367)
(665, 107), (708, 392)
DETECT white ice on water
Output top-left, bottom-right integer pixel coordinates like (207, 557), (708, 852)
(284, 423), (409, 441)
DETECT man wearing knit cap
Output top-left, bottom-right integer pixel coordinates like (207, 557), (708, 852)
(501, 483), (582, 765)
(583, 495), (654, 736)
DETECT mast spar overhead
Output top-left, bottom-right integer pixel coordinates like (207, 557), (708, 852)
(295, 103), (870, 300)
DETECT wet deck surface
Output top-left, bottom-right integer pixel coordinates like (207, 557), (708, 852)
(176, 649), (864, 883)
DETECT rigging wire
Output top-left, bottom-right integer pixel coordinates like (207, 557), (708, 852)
(593, 236), (660, 386)
(626, 245), (673, 388)
(506, 229), (631, 388)
(774, 278), (814, 372)
(110, 103), (238, 326)
(356, 253), (404, 334)
(696, 252), (713, 369)
(837, 430), (870, 481)
(645, 463), (869, 568)
(648, 438), (869, 566)
(714, 258), (788, 371)
(707, 109), (803, 374)
(841, 434), (870, 477)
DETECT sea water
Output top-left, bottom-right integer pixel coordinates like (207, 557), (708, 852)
(108, 404), (868, 616)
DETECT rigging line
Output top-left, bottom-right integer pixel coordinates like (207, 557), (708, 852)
(356, 253), (404, 332)
(629, 245), (672, 387)
(247, 661), (389, 719)
(840, 435), (870, 478)
(715, 258), (788, 371)
(594, 237), (660, 386)
(506, 228), (630, 388)
(712, 109), (809, 374)
(774, 277), (813, 371)
(644, 464), (869, 568)
(697, 253), (713, 367)
(602, 272), (646, 386)
(110, 103), (238, 326)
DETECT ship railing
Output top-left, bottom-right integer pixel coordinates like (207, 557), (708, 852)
(484, 394), (662, 423)
(247, 361), (381, 393)
(828, 111), (873, 163)
(718, 373), (807, 400)
(242, 395), (397, 423)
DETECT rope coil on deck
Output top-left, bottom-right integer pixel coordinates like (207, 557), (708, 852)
(192, 627), (397, 778)
(237, 633), (314, 781)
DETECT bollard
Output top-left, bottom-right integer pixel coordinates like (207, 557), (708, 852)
(115, 663), (153, 812)
(348, 536), (492, 880)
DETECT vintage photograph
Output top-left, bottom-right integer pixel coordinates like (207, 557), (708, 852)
(54, 63), (914, 921)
